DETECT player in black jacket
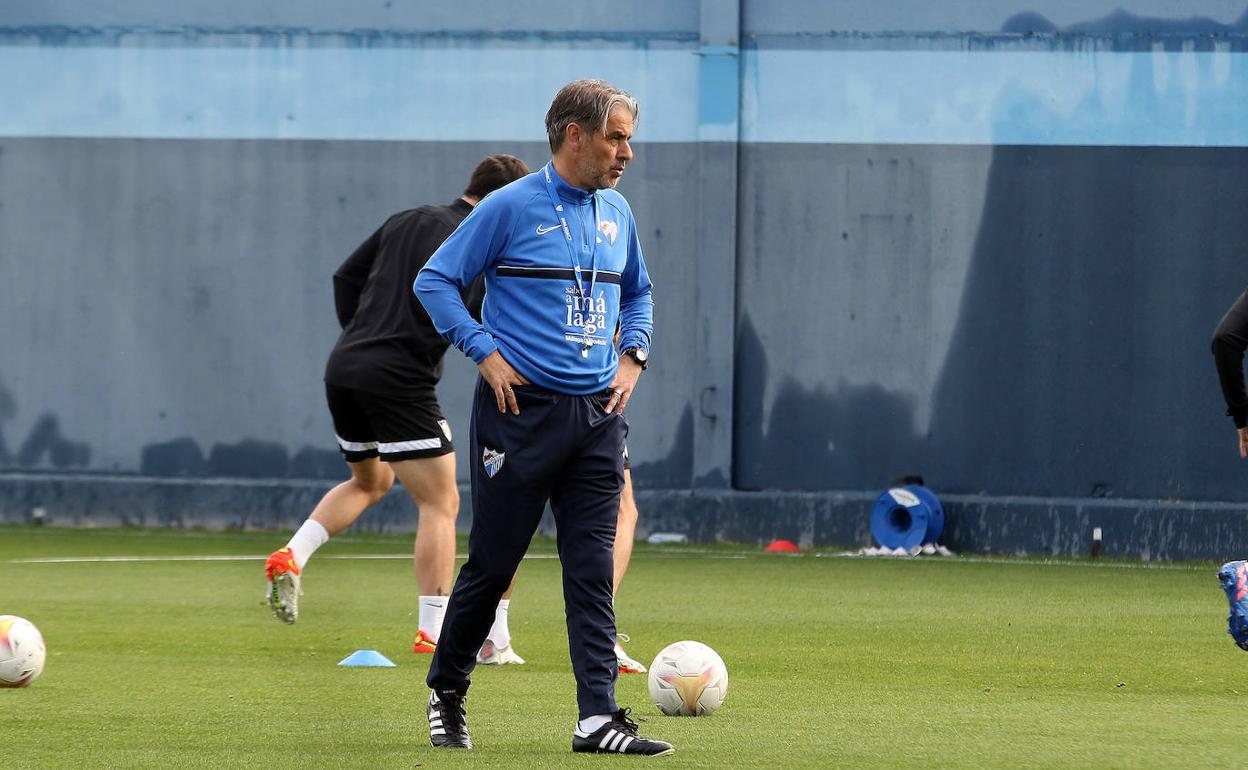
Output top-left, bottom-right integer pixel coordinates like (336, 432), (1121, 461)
(1211, 290), (1248, 652)
(264, 156), (530, 662)
(1212, 288), (1248, 458)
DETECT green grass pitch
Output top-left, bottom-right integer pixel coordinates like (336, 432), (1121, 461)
(1, 525), (1245, 768)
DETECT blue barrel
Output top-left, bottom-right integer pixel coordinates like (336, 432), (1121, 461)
(870, 485), (945, 550)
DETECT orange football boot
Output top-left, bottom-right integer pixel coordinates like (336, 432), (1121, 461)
(413, 629), (438, 654)
(265, 547), (302, 624)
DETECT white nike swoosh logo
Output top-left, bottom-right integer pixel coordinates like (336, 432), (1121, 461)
(536, 224), (561, 235)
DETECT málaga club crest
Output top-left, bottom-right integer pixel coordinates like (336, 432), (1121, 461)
(482, 447), (505, 478)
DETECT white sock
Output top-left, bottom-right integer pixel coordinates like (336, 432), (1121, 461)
(576, 714), (611, 735)
(286, 519), (329, 570)
(419, 596), (449, 640)
(486, 599), (511, 649)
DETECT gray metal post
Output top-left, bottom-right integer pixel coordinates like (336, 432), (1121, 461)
(692, 0), (740, 488)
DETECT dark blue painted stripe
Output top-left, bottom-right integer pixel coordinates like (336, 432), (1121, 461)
(0, 26), (699, 48)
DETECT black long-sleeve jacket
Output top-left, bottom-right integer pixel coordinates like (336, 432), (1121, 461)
(324, 200), (484, 395)
(1212, 289), (1248, 428)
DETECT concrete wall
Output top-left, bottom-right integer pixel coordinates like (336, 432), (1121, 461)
(0, 138), (699, 486)
(4, 1), (1248, 556)
(0, 9), (715, 486)
(735, 142), (1248, 501)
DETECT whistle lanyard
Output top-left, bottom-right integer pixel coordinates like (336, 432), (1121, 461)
(542, 163), (599, 303)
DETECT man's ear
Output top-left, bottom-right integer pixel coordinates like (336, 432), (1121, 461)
(565, 122), (583, 151)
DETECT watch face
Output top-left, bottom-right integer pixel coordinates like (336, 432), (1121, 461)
(634, 348), (648, 362)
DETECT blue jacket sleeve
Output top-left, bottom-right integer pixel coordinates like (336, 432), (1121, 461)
(414, 198), (513, 363)
(617, 215), (654, 352)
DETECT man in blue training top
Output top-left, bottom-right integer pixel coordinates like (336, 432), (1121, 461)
(414, 79), (671, 756)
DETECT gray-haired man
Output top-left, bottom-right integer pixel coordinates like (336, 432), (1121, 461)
(416, 80), (672, 756)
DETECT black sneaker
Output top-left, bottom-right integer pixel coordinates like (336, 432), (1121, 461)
(428, 689), (472, 749)
(572, 708), (674, 756)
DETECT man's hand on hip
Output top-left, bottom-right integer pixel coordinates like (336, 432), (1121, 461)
(605, 356), (643, 414)
(478, 351), (530, 415)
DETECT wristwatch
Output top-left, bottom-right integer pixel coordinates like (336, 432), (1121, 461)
(621, 347), (649, 371)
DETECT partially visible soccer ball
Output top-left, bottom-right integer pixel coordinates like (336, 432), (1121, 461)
(0, 615), (46, 688)
(647, 640), (728, 716)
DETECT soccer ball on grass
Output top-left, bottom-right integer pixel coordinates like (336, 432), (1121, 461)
(0, 615), (46, 687)
(647, 640), (728, 716)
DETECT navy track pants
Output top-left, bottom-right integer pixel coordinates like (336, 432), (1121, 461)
(427, 377), (626, 718)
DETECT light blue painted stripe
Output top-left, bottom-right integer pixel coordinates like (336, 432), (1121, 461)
(11, 45), (1248, 146)
(744, 48), (1248, 146)
(698, 48), (739, 142)
(0, 46), (699, 142)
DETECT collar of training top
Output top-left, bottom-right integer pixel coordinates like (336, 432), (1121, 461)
(545, 162), (595, 205)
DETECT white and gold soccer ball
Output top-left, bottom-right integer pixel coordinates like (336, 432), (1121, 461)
(647, 640), (728, 716)
(0, 615), (46, 688)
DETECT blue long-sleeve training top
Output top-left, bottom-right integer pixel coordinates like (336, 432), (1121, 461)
(414, 163), (653, 395)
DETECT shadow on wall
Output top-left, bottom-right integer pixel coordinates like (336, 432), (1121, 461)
(141, 436), (345, 480)
(734, 316), (923, 491)
(0, 379), (13, 464)
(923, 8), (1248, 499)
(0, 375), (91, 470)
(17, 414), (91, 468)
(629, 405), (694, 488)
(1002, 8), (1248, 44)
(136, 418), (686, 484)
(733, 7), (1248, 499)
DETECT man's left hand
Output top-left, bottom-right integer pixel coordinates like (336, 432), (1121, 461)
(605, 356), (643, 414)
